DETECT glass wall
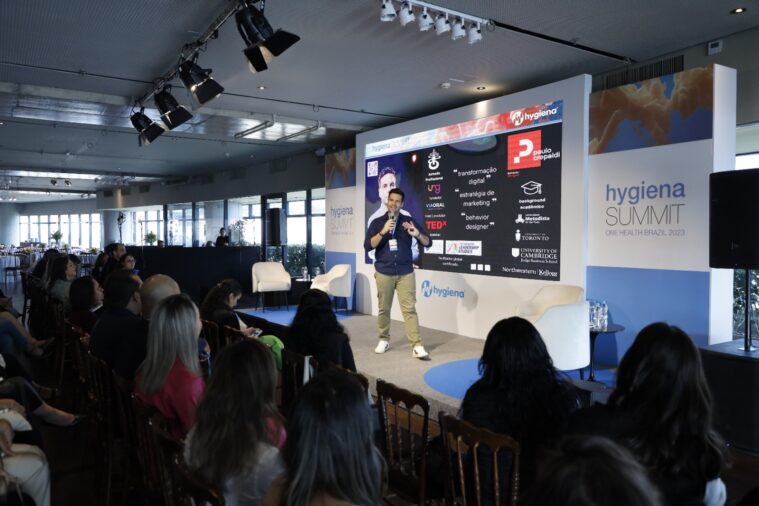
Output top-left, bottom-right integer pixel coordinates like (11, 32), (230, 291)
(18, 213), (102, 249)
(310, 187), (326, 275)
(167, 203), (193, 247)
(131, 207), (164, 245)
(228, 196), (262, 246)
(196, 200), (224, 246)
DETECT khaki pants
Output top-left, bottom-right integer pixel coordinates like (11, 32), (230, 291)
(375, 271), (422, 347)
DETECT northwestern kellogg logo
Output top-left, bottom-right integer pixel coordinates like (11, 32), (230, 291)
(421, 280), (465, 299)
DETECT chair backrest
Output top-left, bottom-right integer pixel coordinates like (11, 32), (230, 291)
(86, 351), (113, 435)
(325, 264), (352, 298)
(376, 379), (431, 504)
(151, 414), (183, 506)
(515, 284), (584, 322)
(201, 319), (220, 358)
(280, 348), (319, 416)
(222, 324), (248, 349)
(153, 424), (225, 506)
(111, 371), (137, 451)
(438, 412), (521, 506)
(534, 300), (590, 371)
(132, 395), (167, 500)
(251, 261), (289, 292)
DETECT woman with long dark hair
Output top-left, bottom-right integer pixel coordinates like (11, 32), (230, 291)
(47, 255), (77, 311)
(135, 294), (204, 438)
(200, 279), (258, 336)
(186, 339), (285, 505)
(459, 317), (577, 493)
(263, 369), (384, 506)
(569, 322), (728, 505)
(288, 289), (356, 372)
(68, 276), (104, 334)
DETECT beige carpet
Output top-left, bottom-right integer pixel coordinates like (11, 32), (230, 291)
(341, 312), (484, 416)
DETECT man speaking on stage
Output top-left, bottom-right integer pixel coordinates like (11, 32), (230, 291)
(364, 188), (431, 360)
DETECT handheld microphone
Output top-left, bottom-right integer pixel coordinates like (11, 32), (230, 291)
(387, 211), (397, 233)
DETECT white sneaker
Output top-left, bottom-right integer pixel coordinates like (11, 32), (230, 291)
(374, 340), (390, 354)
(412, 345), (430, 360)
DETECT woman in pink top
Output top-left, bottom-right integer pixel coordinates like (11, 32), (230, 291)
(135, 293), (205, 439)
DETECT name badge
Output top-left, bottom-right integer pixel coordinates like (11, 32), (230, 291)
(388, 239), (398, 251)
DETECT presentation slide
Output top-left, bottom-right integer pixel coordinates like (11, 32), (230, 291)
(364, 101), (563, 281)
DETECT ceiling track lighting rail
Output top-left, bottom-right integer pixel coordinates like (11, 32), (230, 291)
(381, 0), (491, 43)
(380, 0), (634, 62)
(276, 121), (321, 142)
(234, 118), (275, 138)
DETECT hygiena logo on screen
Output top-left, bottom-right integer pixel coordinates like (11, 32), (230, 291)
(420, 280), (465, 299)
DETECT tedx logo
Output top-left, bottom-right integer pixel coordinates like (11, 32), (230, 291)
(507, 130), (541, 170)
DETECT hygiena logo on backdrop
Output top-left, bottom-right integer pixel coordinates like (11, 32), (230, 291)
(420, 280), (465, 299)
(328, 206), (354, 235)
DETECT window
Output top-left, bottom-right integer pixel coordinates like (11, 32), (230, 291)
(18, 213), (103, 249)
(310, 188), (326, 275)
(167, 203), (192, 247)
(131, 208), (164, 245)
(196, 200), (224, 245)
(229, 196), (262, 245)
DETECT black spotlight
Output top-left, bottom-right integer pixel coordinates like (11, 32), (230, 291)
(179, 60), (224, 105)
(154, 87), (193, 130)
(235, 2), (300, 74)
(130, 108), (165, 146)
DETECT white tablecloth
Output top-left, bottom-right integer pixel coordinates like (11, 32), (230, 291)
(0, 256), (21, 270)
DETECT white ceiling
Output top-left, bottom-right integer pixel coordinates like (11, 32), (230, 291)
(1, 0), (758, 201)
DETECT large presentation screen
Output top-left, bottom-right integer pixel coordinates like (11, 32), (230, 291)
(364, 101), (563, 281)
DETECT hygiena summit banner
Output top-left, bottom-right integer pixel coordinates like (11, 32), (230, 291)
(587, 65), (735, 358)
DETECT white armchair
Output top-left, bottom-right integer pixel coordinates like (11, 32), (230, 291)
(533, 300), (590, 372)
(515, 284), (585, 323)
(251, 261), (292, 310)
(310, 264), (352, 310)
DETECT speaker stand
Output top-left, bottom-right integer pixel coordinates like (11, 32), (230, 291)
(741, 268), (758, 352)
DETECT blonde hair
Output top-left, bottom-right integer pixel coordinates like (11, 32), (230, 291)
(139, 293), (201, 395)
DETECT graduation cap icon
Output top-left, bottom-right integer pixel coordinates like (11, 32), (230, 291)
(521, 181), (542, 195)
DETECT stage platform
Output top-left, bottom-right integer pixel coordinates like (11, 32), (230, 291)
(240, 307), (617, 416)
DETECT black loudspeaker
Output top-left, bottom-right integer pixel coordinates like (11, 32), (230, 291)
(710, 168), (759, 269)
(700, 341), (759, 454)
(265, 208), (286, 246)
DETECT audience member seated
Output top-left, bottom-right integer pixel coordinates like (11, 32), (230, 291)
(30, 249), (58, 282)
(263, 369), (384, 506)
(186, 339), (285, 505)
(47, 255), (77, 312)
(140, 274), (180, 321)
(119, 252), (138, 275)
(0, 317), (43, 358)
(568, 322), (728, 506)
(0, 377), (82, 430)
(68, 276), (104, 334)
(89, 269), (146, 380)
(458, 317), (578, 495)
(288, 289), (356, 372)
(526, 435), (663, 506)
(99, 242), (126, 283)
(200, 279), (250, 333)
(134, 294), (205, 439)
(91, 252), (108, 285)
(0, 419), (51, 506)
